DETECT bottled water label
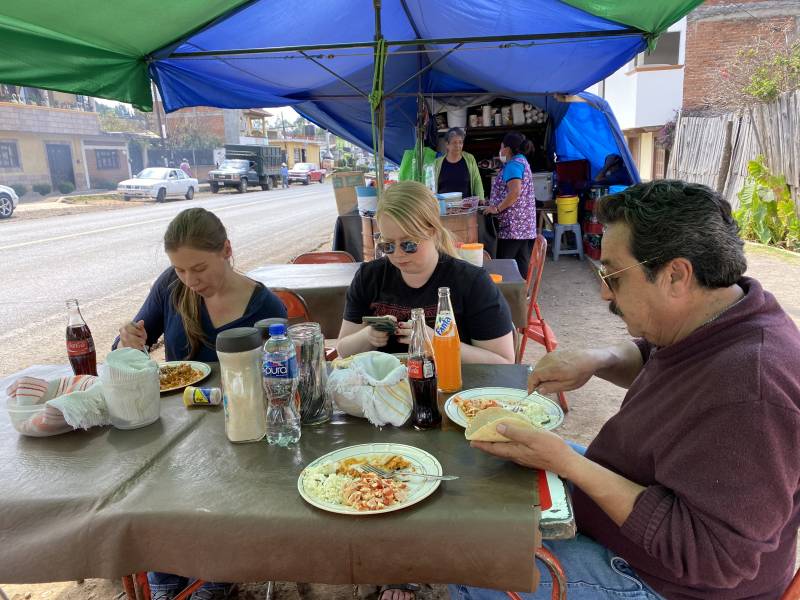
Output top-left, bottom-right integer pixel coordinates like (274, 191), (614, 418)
(263, 355), (297, 379)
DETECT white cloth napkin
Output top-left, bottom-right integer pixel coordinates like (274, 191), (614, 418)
(100, 348), (160, 429)
(4, 370), (110, 434)
(327, 351), (412, 427)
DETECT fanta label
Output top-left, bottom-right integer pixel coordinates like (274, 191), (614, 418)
(262, 356), (297, 379)
(434, 314), (455, 337)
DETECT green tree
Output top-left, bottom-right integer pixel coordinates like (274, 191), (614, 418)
(715, 30), (800, 110)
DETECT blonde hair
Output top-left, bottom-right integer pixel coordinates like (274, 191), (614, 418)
(376, 181), (457, 257)
(164, 208), (228, 359)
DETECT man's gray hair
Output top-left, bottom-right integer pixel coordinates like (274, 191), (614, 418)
(597, 180), (747, 288)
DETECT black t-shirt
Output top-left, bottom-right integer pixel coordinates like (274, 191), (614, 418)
(344, 253), (513, 354)
(437, 157), (471, 197)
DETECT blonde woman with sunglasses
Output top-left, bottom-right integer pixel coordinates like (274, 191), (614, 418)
(336, 180), (514, 366)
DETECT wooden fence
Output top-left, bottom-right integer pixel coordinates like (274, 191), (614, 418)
(667, 90), (800, 211)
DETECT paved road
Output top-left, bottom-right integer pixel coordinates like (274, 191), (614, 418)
(0, 184), (338, 376)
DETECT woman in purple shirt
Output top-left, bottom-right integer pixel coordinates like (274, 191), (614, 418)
(484, 131), (536, 278)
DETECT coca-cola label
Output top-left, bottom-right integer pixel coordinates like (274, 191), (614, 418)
(67, 339), (94, 356)
(262, 355), (297, 379)
(434, 314), (455, 337)
(408, 357), (434, 379)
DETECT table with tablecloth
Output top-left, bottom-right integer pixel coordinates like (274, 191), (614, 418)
(248, 259), (527, 339)
(0, 364), (562, 592)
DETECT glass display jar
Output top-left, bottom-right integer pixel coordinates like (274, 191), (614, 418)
(288, 322), (331, 425)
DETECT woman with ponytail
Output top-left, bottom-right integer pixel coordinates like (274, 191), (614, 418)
(115, 208), (286, 598)
(484, 131), (537, 278)
(117, 207), (286, 362)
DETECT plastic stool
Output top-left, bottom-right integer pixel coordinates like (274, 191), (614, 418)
(553, 223), (584, 261)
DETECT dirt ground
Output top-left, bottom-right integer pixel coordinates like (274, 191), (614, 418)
(3, 243), (799, 600)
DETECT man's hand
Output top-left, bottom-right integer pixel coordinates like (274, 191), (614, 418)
(474, 421), (645, 526)
(528, 349), (600, 394)
(471, 422), (581, 478)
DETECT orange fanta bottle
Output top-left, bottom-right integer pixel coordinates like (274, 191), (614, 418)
(432, 287), (462, 392)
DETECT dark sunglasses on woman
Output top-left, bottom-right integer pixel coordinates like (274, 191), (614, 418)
(375, 238), (420, 255)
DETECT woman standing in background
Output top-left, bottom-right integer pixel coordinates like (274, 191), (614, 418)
(484, 131), (536, 278)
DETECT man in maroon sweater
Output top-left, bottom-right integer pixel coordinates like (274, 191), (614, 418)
(452, 181), (800, 600)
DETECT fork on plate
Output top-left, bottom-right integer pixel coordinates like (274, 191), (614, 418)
(358, 463), (459, 481)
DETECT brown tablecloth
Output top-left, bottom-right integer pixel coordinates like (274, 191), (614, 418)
(0, 364), (541, 592)
(248, 260), (527, 339)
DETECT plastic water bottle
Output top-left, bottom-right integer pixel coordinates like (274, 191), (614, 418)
(424, 163), (436, 193)
(262, 324), (301, 446)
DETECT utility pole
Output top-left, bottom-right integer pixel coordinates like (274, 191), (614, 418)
(151, 81), (165, 147)
(373, 0), (385, 196)
(281, 112), (289, 165)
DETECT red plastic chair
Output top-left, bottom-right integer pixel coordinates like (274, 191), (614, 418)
(516, 235), (567, 412)
(507, 547), (567, 600)
(292, 251), (356, 264)
(271, 287), (312, 323)
(270, 287), (338, 360)
(782, 567), (800, 600)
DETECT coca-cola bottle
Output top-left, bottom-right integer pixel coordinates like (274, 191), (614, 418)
(66, 299), (97, 376)
(407, 308), (441, 430)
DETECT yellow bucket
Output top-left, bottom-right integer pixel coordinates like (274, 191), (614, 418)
(556, 195), (579, 224)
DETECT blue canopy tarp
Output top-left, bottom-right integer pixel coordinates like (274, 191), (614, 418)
(145, 0), (653, 179)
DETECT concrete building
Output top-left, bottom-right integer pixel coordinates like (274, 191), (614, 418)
(156, 103), (273, 146)
(0, 86), (129, 192)
(586, 19), (686, 181)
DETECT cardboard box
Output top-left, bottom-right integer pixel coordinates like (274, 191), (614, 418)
(332, 171), (366, 215)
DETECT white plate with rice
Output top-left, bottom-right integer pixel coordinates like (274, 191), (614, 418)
(444, 387), (564, 430)
(298, 443), (443, 516)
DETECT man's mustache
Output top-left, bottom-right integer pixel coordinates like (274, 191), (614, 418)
(609, 301), (623, 317)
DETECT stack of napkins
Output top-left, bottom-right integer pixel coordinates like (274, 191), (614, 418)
(100, 348), (160, 429)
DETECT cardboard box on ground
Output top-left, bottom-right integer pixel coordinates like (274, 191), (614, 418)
(332, 171), (366, 215)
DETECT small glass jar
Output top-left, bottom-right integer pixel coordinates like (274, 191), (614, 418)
(288, 322), (331, 425)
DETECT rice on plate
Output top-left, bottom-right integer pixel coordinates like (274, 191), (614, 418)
(298, 444), (443, 515)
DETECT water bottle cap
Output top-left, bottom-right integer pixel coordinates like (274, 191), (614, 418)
(269, 323), (286, 336)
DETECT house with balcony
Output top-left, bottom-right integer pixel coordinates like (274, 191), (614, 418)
(161, 105), (272, 146)
(586, 18), (685, 181)
(0, 85), (130, 192)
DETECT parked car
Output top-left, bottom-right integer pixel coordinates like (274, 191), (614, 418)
(287, 162), (326, 185)
(117, 167), (198, 202)
(208, 145), (284, 193)
(0, 184), (19, 219)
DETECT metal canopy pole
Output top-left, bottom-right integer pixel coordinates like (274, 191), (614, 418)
(168, 28), (642, 59)
(374, 0), (385, 197)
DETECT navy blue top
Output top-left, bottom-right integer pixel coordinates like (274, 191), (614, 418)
(114, 268), (287, 361)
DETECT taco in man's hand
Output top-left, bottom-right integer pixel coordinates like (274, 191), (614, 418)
(465, 406), (538, 442)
